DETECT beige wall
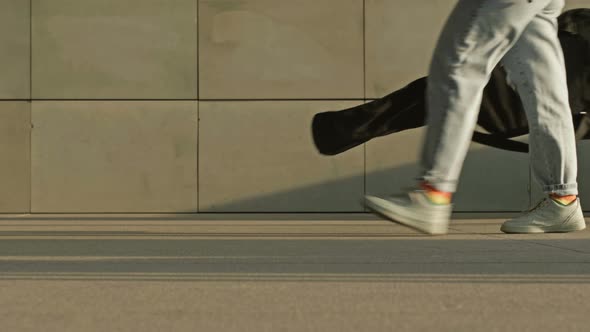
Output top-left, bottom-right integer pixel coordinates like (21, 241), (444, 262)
(0, 0), (588, 213)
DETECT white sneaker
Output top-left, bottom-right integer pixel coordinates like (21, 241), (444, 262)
(364, 191), (452, 235)
(501, 197), (586, 234)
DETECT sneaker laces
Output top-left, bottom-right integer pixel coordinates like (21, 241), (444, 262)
(523, 198), (550, 213)
(401, 186), (425, 193)
(381, 187), (425, 203)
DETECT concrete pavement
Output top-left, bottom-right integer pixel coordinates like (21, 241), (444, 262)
(0, 213), (589, 331)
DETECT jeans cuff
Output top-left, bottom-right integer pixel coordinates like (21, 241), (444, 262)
(418, 175), (458, 193)
(543, 183), (578, 196)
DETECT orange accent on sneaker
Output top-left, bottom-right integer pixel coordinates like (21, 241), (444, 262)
(421, 182), (452, 205)
(550, 194), (577, 206)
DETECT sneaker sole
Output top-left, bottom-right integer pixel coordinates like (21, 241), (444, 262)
(500, 220), (586, 234)
(364, 196), (448, 235)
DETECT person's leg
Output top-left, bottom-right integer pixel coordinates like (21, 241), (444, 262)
(501, 0), (578, 198)
(499, 1), (585, 233)
(420, 0), (554, 194)
(365, 0), (560, 234)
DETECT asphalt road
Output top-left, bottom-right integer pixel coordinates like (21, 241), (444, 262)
(1, 213), (589, 331)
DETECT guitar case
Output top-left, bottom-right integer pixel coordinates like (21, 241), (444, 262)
(312, 9), (590, 155)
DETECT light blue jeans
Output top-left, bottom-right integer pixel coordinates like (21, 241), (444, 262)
(421, 0), (579, 196)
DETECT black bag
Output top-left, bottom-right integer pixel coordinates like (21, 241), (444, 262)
(312, 9), (590, 155)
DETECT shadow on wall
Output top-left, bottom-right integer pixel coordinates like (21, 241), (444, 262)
(13, 137), (588, 216)
(201, 140), (590, 214)
(200, 149), (513, 213)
